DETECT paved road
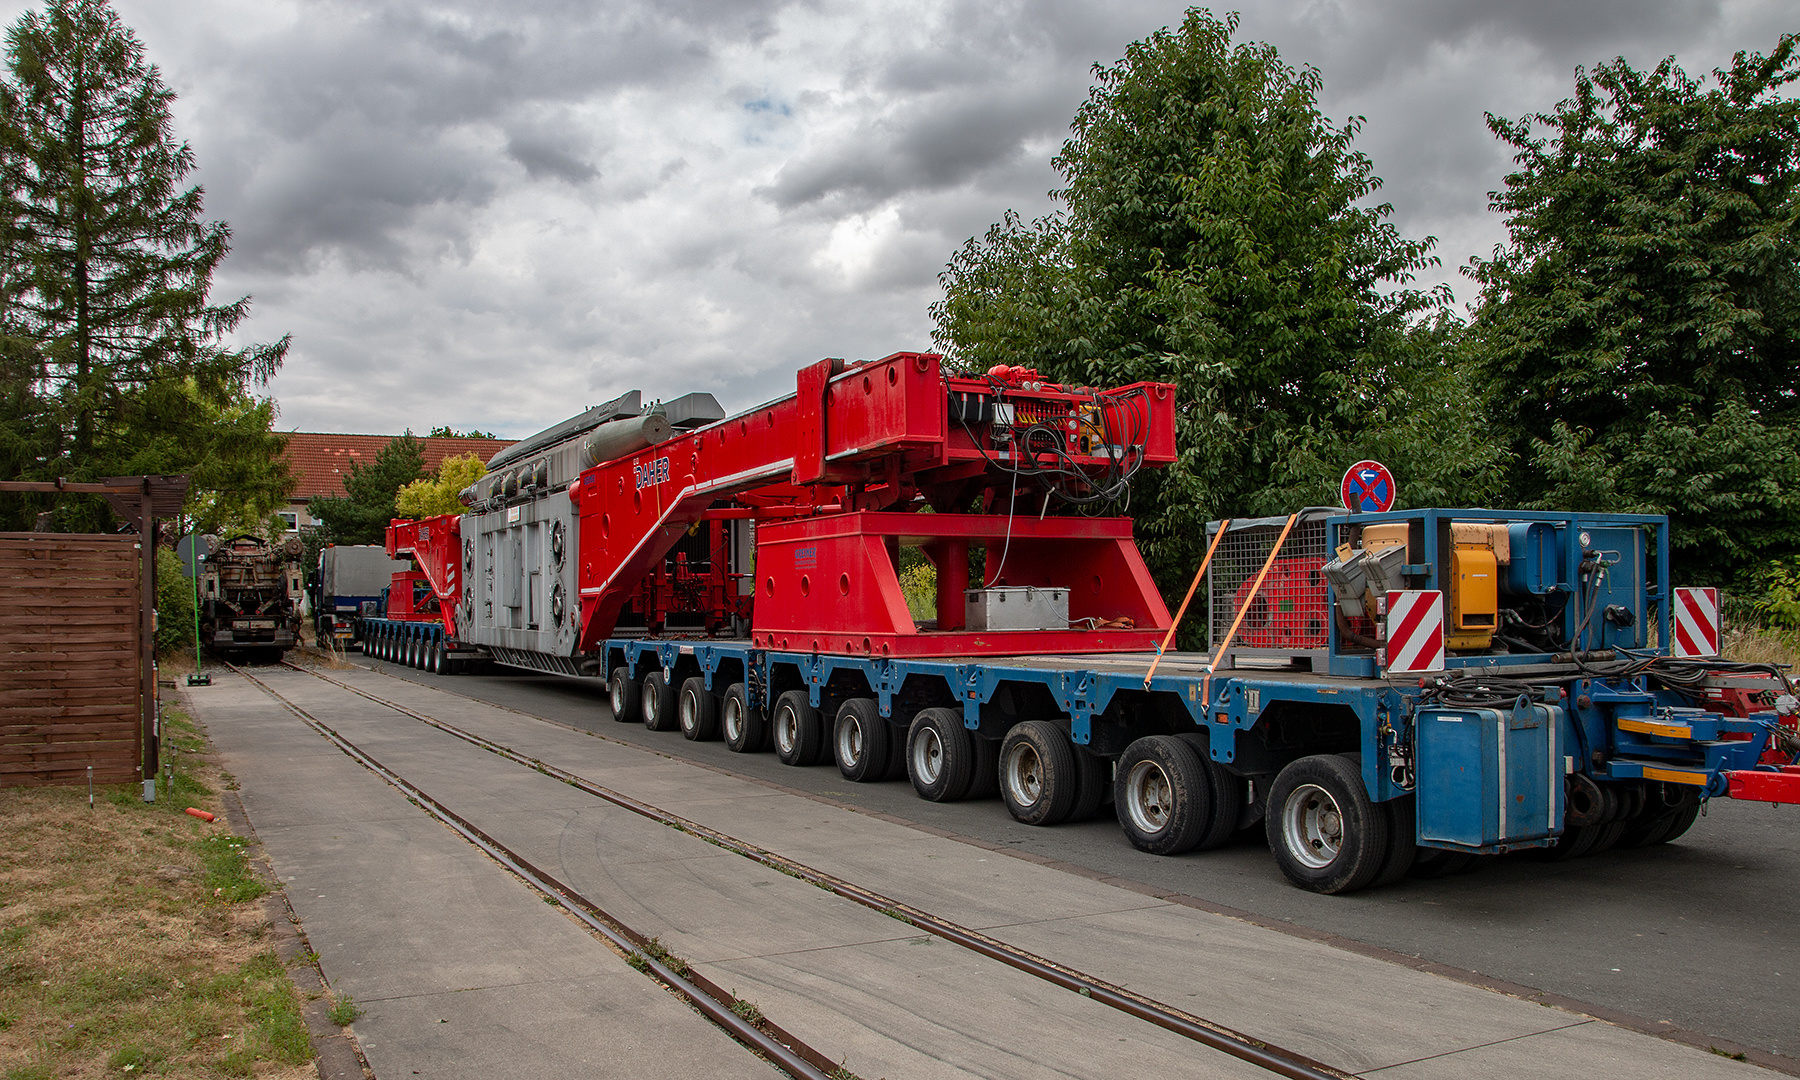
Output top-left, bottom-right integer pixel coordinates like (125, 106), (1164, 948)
(344, 656), (1800, 1062)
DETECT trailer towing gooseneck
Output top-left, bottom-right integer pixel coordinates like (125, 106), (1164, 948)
(366, 350), (1800, 893)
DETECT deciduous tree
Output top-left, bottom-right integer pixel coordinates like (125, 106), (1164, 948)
(934, 9), (1501, 619)
(1468, 35), (1800, 585)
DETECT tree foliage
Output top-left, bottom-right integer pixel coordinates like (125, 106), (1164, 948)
(306, 433), (425, 545)
(395, 451), (485, 519)
(1468, 34), (1800, 586)
(933, 8), (1502, 604)
(0, 0), (291, 532)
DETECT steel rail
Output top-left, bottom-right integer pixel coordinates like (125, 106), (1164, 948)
(283, 660), (1352, 1080)
(229, 662), (834, 1080)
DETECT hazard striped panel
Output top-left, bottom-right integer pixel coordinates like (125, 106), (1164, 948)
(1671, 586), (1720, 659)
(1384, 590), (1445, 674)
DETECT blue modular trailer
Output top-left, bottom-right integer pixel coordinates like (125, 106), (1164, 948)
(587, 508), (1793, 894)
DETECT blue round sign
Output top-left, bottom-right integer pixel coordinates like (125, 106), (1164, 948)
(1340, 460), (1396, 513)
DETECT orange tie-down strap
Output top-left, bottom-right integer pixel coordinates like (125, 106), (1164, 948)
(1143, 520), (1230, 689)
(1201, 512), (1301, 708)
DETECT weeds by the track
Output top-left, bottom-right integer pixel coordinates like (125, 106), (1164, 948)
(0, 707), (314, 1079)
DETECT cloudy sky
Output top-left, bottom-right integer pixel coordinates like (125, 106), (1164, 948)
(11, 0), (1792, 438)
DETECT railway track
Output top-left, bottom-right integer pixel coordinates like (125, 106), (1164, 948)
(233, 658), (1352, 1080)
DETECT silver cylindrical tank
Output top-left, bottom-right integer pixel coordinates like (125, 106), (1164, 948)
(582, 413), (671, 467)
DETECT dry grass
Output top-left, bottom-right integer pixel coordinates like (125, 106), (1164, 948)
(1722, 620), (1800, 669)
(0, 709), (315, 1080)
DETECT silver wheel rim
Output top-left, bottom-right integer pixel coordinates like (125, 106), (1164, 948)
(643, 681), (660, 725)
(775, 706), (798, 755)
(610, 678), (624, 716)
(1004, 743), (1044, 808)
(679, 689), (697, 734)
(723, 697), (744, 743)
(1123, 759), (1173, 836)
(838, 716), (864, 769)
(1282, 782), (1344, 870)
(912, 727), (944, 785)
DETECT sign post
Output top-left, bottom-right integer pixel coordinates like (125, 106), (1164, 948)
(1340, 460), (1397, 514)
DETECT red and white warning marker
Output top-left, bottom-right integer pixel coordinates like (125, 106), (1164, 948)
(1384, 590), (1445, 674)
(1671, 586), (1720, 658)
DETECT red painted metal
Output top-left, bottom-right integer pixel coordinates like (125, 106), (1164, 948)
(1726, 766), (1800, 804)
(1232, 556), (1331, 649)
(747, 511), (1169, 658)
(572, 351), (1177, 653)
(386, 514), (465, 635)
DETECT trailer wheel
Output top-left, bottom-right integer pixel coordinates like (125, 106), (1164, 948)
(1115, 736), (1210, 855)
(609, 667), (640, 724)
(428, 640), (443, 675)
(834, 698), (889, 782)
(381, 629), (393, 662)
(723, 683), (767, 753)
(907, 708), (975, 802)
(642, 671), (679, 731)
(1067, 746), (1112, 823)
(1652, 801), (1702, 845)
(1371, 794), (1419, 887)
(772, 690), (825, 765)
(679, 678), (719, 741)
(1267, 754), (1389, 893)
(999, 721), (1078, 826)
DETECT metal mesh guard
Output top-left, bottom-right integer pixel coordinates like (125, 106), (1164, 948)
(1208, 513), (1332, 652)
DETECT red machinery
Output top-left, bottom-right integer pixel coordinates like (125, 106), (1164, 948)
(384, 514), (464, 634)
(383, 351), (1177, 661)
(571, 352), (1177, 656)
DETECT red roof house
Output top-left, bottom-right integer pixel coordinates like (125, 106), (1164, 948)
(281, 433), (516, 528)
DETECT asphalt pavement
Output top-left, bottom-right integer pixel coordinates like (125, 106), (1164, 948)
(357, 656), (1800, 1062)
(190, 659), (1782, 1079)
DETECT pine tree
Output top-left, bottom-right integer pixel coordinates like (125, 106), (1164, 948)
(0, 0), (289, 531)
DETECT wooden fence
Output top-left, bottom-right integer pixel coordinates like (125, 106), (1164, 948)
(0, 533), (144, 786)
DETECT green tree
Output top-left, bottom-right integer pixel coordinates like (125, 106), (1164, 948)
(307, 433), (425, 545)
(395, 451), (485, 519)
(933, 9), (1502, 617)
(426, 425), (496, 439)
(0, 0), (290, 531)
(1468, 35), (1800, 586)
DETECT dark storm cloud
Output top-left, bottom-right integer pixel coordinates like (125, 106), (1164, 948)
(762, 87), (1069, 209)
(43, 0), (1787, 436)
(196, 0), (808, 271)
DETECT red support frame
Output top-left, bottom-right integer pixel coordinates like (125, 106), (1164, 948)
(571, 352), (1178, 653)
(386, 513), (465, 635)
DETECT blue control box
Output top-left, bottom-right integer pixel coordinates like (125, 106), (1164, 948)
(1416, 701), (1565, 852)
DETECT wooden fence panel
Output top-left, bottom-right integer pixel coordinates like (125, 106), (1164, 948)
(0, 534), (142, 786)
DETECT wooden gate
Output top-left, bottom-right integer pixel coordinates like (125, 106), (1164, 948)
(0, 533), (144, 786)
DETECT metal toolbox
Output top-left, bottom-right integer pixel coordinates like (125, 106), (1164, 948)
(964, 586), (1069, 631)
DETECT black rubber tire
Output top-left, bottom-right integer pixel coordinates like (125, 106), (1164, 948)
(834, 698), (889, 782)
(772, 690), (825, 765)
(1196, 758), (1244, 851)
(641, 671), (678, 731)
(1370, 794), (1419, 887)
(907, 707), (976, 802)
(1114, 736), (1211, 856)
(679, 677), (719, 741)
(1539, 821), (1605, 861)
(999, 721), (1078, 826)
(1655, 801), (1702, 844)
(429, 640), (444, 674)
(967, 735), (1000, 800)
(1067, 746), (1111, 823)
(882, 720), (912, 780)
(1583, 820), (1628, 856)
(722, 683), (767, 753)
(1266, 754), (1390, 894)
(1408, 848), (1478, 879)
(411, 635), (424, 669)
(609, 667), (641, 724)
